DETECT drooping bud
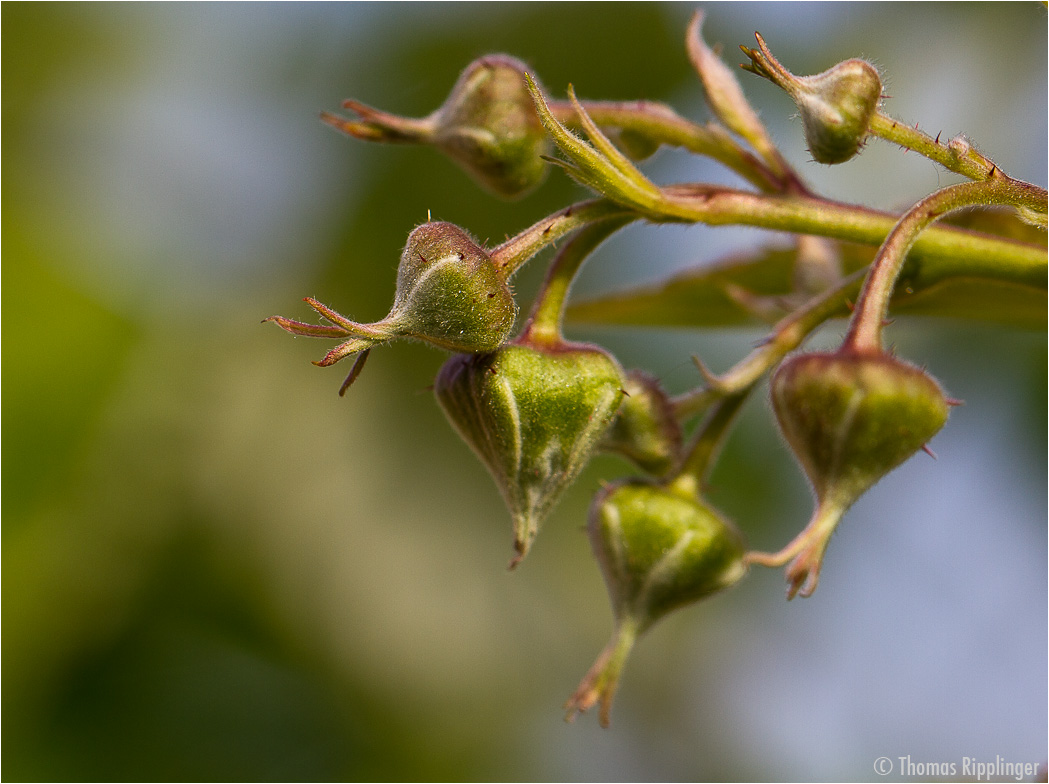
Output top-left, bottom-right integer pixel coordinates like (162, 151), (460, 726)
(755, 349), (950, 597)
(742, 34), (882, 164)
(599, 371), (682, 476)
(565, 479), (747, 726)
(266, 222), (516, 391)
(324, 56), (549, 199)
(434, 340), (625, 566)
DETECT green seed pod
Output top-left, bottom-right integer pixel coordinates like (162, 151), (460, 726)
(599, 371), (682, 476)
(760, 349), (950, 597)
(743, 35), (881, 164)
(590, 480), (747, 626)
(266, 222), (517, 388)
(565, 479), (747, 726)
(772, 350), (949, 507)
(432, 55), (551, 199)
(434, 341), (625, 566)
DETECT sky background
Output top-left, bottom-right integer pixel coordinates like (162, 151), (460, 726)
(4, 3), (1046, 781)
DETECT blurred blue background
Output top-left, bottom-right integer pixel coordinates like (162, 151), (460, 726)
(3, 3), (1045, 780)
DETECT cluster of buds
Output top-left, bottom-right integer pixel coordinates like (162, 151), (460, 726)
(259, 13), (1037, 727)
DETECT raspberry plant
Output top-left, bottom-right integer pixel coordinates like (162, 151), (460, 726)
(267, 12), (1046, 726)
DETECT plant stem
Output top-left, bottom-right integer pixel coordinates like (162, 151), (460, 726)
(670, 392), (749, 498)
(672, 266), (869, 419)
(489, 199), (635, 278)
(655, 184), (1046, 287)
(867, 112), (999, 181)
(522, 218), (633, 345)
(844, 177), (1047, 353)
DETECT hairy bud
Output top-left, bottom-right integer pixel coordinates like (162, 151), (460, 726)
(266, 222), (516, 391)
(566, 479), (746, 726)
(435, 341), (624, 566)
(432, 55), (551, 198)
(599, 371), (682, 476)
(758, 349), (950, 597)
(325, 56), (549, 198)
(743, 34), (882, 164)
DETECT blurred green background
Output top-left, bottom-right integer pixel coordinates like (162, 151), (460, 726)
(3, 3), (1045, 781)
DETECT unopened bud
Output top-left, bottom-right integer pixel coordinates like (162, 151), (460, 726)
(600, 371), (682, 476)
(432, 55), (551, 198)
(435, 340), (624, 566)
(743, 34), (882, 164)
(566, 479), (746, 726)
(760, 349), (950, 596)
(266, 222), (516, 389)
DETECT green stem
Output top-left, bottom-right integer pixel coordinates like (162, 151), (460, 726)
(670, 392), (749, 498)
(844, 177), (1048, 353)
(522, 217), (633, 345)
(489, 188), (1044, 299)
(654, 184), (1046, 287)
(489, 199), (635, 279)
(867, 112), (999, 181)
(672, 265), (870, 420)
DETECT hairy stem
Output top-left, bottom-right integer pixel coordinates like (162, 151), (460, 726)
(867, 112), (1001, 181)
(522, 218), (634, 345)
(672, 266), (869, 419)
(844, 178), (1047, 353)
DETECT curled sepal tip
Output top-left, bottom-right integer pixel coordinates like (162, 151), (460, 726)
(564, 618), (638, 728)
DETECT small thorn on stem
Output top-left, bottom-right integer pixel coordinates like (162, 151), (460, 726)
(946, 397), (965, 407)
(921, 443), (938, 459)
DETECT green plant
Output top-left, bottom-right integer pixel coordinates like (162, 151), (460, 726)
(266, 12), (1046, 726)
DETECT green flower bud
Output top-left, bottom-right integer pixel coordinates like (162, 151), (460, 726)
(434, 340), (625, 567)
(432, 55), (551, 199)
(759, 349), (950, 597)
(392, 221), (517, 351)
(266, 222), (516, 391)
(599, 371), (682, 476)
(565, 479), (747, 726)
(743, 34), (882, 164)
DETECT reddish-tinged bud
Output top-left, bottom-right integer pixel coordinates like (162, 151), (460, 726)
(755, 349), (950, 597)
(266, 222), (516, 392)
(743, 34), (882, 164)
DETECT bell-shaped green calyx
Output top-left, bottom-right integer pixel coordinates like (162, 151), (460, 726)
(772, 350), (949, 508)
(599, 371), (682, 476)
(266, 222), (516, 392)
(743, 34), (882, 164)
(434, 340), (625, 567)
(565, 479), (747, 727)
(755, 349), (950, 597)
(432, 55), (550, 199)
